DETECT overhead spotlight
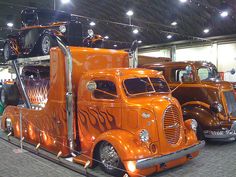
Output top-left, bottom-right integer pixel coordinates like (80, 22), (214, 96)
(133, 29), (139, 34)
(167, 35), (173, 39)
(126, 10), (134, 16)
(220, 11), (228, 17)
(179, 0), (187, 3)
(104, 36), (109, 39)
(203, 28), (210, 34)
(113, 44), (117, 48)
(61, 0), (70, 4)
(138, 40), (142, 44)
(7, 22), (13, 28)
(89, 21), (96, 26)
(171, 21), (178, 26)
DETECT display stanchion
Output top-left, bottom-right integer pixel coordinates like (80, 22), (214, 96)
(19, 109), (23, 151)
(13, 110), (27, 154)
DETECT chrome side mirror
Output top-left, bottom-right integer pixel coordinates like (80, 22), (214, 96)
(86, 81), (97, 92)
(230, 68), (235, 75)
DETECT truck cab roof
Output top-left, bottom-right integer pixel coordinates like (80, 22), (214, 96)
(143, 61), (216, 69)
(83, 68), (163, 79)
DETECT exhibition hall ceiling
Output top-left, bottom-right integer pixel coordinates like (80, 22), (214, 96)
(0, 0), (236, 48)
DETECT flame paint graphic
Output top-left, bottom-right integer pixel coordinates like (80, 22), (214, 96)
(25, 79), (49, 105)
(78, 107), (117, 133)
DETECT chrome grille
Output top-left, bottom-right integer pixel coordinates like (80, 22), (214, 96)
(163, 105), (181, 144)
(224, 91), (236, 117)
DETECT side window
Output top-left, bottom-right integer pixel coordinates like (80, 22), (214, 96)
(198, 68), (209, 80)
(171, 68), (193, 82)
(93, 80), (117, 100)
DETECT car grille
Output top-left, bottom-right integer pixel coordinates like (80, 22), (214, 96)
(224, 91), (236, 117)
(163, 105), (181, 144)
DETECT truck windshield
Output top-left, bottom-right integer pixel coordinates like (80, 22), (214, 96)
(123, 77), (169, 96)
(198, 67), (219, 81)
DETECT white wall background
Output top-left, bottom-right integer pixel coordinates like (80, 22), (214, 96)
(140, 42), (236, 82)
(139, 49), (171, 58)
(0, 68), (15, 81)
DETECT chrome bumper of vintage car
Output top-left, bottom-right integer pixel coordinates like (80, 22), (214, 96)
(136, 141), (205, 170)
(204, 122), (236, 141)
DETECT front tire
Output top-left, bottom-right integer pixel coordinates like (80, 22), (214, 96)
(98, 141), (125, 176)
(39, 34), (55, 55)
(196, 124), (205, 140)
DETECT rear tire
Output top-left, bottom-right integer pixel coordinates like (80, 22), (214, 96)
(3, 40), (18, 62)
(98, 141), (125, 176)
(1, 84), (19, 107)
(39, 34), (55, 55)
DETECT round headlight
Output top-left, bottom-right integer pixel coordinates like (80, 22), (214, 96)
(191, 119), (198, 131)
(142, 112), (150, 119)
(6, 118), (12, 127)
(59, 25), (66, 33)
(139, 129), (149, 142)
(210, 102), (223, 113)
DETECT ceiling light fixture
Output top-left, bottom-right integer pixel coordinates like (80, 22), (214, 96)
(89, 21), (96, 26)
(220, 11), (229, 17)
(138, 40), (142, 44)
(113, 44), (117, 47)
(126, 10), (134, 16)
(179, 0), (187, 3)
(7, 22), (13, 27)
(203, 28), (210, 34)
(104, 36), (109, 39)
(133, 29), (139, 34)
(167, 35), (173, 39)
(61, 0), (70, 4)
(171, 21), (178, 26)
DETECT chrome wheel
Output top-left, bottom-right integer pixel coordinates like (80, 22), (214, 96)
(99, 142), (120, 170)
(41, 35), (51, 55)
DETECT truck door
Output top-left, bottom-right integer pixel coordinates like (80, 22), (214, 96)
(77, 78), (122, 153)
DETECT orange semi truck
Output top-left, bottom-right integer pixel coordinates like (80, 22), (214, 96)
(1, 38), (204, 176)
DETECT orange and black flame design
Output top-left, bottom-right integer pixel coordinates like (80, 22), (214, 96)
(25, 79), (49, 105)
(9, 38), (20, 56)
(78, 107), (117, 132)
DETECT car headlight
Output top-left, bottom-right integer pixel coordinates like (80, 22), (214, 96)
(139, 129), (149, 142)
(191, 119), (198, 131)
(210, 102), (223, 113)
(59, 25), (66, 33)
(142, 112), (150, 119)
(6, 118), (11, 127)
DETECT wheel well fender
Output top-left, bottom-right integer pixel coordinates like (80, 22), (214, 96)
(90, 130), (151, 166)
(183, 104), (219, 129)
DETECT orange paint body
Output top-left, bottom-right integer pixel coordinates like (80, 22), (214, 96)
(1, 47), (202, 176)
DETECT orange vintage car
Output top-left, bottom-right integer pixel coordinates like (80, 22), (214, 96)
(1, 40), (204, 176)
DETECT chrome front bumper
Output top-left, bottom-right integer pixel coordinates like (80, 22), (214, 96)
(136, 141), (205, 170)
(204, 122), (236, 141)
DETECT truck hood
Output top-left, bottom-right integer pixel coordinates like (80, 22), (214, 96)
(202, 80), (233, 90)
(124, 94), (185, 153)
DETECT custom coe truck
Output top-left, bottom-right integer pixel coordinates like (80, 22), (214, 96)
(143, 61), (236, 142)
(1, 37), (204, 176)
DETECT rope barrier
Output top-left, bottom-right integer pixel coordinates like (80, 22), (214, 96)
(3, 112), (146, 177)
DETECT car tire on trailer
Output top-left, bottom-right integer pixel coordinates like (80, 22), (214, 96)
(40, 34), (55, 56)
(3, 42), (10, 62)
(1, 84), (20, 107)
(98, 141), (125, 176)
